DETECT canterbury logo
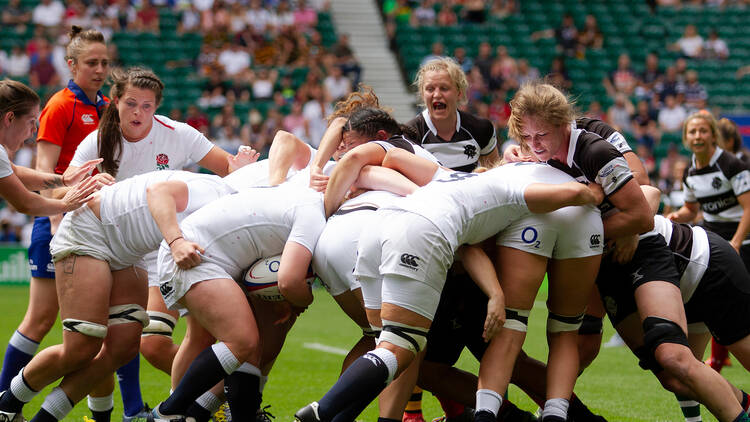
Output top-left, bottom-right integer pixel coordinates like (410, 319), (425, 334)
(399, 253), (420, 269)
(159, 282), (173, 296)
(590, 234), (601, 247)
(81, 114), (95, 124)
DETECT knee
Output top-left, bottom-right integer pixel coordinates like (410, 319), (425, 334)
(61, 339), (102, 370)
(224, 337), (259, 365)
(657, 373), (694, 396)
(654, 344), (695, 380)
(140, 335), (169, 362)
(642, 316), (693, 379)
(577, 334), (602, 370)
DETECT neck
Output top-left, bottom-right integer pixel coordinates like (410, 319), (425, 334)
(433, 111), (457, 138)
(694, 146), (715, 168)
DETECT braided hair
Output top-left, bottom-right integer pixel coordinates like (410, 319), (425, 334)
(343, 107), (418, 141)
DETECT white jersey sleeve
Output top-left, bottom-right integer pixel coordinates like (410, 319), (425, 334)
(288, 200), (326, 253)
(69, 130), (99, 168)
(176, 119), (215, 164)
(730, 169), (750, 197)
(0, 147), (13, 179)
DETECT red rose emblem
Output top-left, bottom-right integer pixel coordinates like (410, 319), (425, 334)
(156, 154), (169, 165)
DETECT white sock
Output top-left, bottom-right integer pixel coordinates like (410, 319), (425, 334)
(88, 393), (114, 412)
(476, 389), (503, 416)
(542, 398), (569, 420)
(41, 387), (73, 420)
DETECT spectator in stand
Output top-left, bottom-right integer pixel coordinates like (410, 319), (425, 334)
(302, 84), (332, 148)
(547, 56), (571, 91)
(6, 46), (30, 78)
(487, 91), (511, 129)
(655, 65), (685, 101)
(252, 68), (277, 100)
(283, 100), (310, 143)
(661, 153), (689, 214)
(635, 143), (656, 179)
(245, 0), (269, 35)
(603, 53), (638, 98)
(494, 45), (518, 86)
(411, 0), (436, 26)
(240, 109), (273, 158)
(631, 99), (661, 148)
(211, 103), (240, 137)
(577, 14), (603, 54)
(218, 42), (251, 77)
(214, 124), (243, 154)
(490, 0), (516, 19)
(385, 0), (412, 26)
(463, 0), (487, 24)
(177, 2), (201, 33)
(452, 47), (473, 74)
(658, 94), (687, 133)
(332, 33), (361, 86)
(107, 0), (136, 31)
(436, 3), (458, 26)
(516, 58), (540, 86)
(185, 105), (210, 133)
(635, 52), (663, 100)
(85, 0), (116, 39)
(324, 65), (352, 102)
(63, 0), (88, 29)
(532, 13), (579, 57)
(293, 0), (318, 34)
(29, 38), (60, 89)
(607, 93), (634, 134)
(473, 42), (493, 81)
(703, 28), (729, 60)
(670, 24), (703, 59)
(466, 66), (488, 104)
(584, 100), (607, 121)
(421, 42), (445, 67)
(32, 0), (65, 33)
(3, 0), (32, 27)
(0, 204), (28, 244)
(134, 0), (160, 33)
(683, 69), (708, 112)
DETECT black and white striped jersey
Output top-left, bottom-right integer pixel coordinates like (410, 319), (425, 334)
(576, 117), (632, 155)
(547, 124), (633, 197)
(371, 134), (440, 164)
(683, 147), (750, 223)
(407, 109), (496, 172)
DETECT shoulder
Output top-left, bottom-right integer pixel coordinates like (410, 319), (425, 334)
(459, 110), (494, 135)
(406, 113), (427, 136)
(716, 149), (748, 178)
(575, 117), (616, 139)
(41, 88), (74, 115)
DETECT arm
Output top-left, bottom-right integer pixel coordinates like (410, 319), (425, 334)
(456, 244), (505, 342)
(523, 181), (603, 214)
(381, 147), (440, 186)
(146, 180), (204, 269)
(502, 144), (536, 163)
(478, 146), (501, 169)
(197, 145), (259, 177)
(623, 151), (650, 186)
(602, 179), (655, 238)
(277, 241), (314, 307)
(267, 130), (313, 185)
(730, 191), (750, 253)
(309, 117), (347, 191)
(666, 201), (700, 223)
(354, 165), (419, 197)
(13, 158), (103, 191)
(0, 173), (100, 216)
(611, 185), (662, 264)
(323, 143), (387, 217)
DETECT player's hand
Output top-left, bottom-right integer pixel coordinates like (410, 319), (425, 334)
(91, 172), (116, 186)
(611, 234), (638, 264)
(62, 158), (103, 186)
(483, 292), (505, 342)
(170, 238), (205, 269)
(586, 183), (605, 205)
(61, 175), (103, 212)
(228, 145), (260, 172)
(665, 212), (680, 221)
(309, 166), (329, 192)
(503, 144), (535, 163)
(730, 238), (742, 254)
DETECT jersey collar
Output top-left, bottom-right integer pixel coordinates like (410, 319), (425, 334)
(67, 79), (107, 117)
(422, 109), (461, 137)
(692, 146), (723, 167)
(565, 121), (579, 167)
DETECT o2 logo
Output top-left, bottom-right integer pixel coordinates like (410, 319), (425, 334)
(521, 227), (541, 249)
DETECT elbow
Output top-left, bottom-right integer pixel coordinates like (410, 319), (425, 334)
(278, 277), (313, 308)
(382, 148), (404, 169)
(635, 210), (654, 233)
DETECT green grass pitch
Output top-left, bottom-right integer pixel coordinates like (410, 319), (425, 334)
(0, 284), (747, 421)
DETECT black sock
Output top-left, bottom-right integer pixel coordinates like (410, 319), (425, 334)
(376, 418), (400, 422)
(225, 372), (261, 421)
(331, 395), (378, 422)
(91, 408), (113, 422)
(474, 410), (495, 422)
(0, 390), (25, 413)
(29, 408), (57, 422)
(185, 402), (212, 422)
(742, 390), (749, 412)
(568, 394), (595, 419)
(317, 353), (390, 421)
(732, 410), (750, 422)
(160, 346), (235, 415)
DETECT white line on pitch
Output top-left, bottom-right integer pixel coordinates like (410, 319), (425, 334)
(303, 342), (349, 356)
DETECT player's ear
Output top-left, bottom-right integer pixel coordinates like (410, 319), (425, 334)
(376, 129), (389, 140)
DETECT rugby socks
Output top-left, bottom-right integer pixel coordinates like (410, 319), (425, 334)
(568, 394), (604, 420)
(436, 395), (466, 418)
(186, 391), (222, 422)
(317, 348), (398, 420)
(476, 389), (502, 418)
(159, 343), (240, 416)
(741, 390), (750, 413)
(675, 393), (701, 422)
(707, 339), (730, 372)
(1, 370), (38, 412)
(541, 398), (569, 422)
(117, 355), (144, 417)
(377, 418), (400, 422)
(403, 387), (423, 420)
(88, 393), (114, 422)
(32, 387), (73, 422)
(225, 363), (262, 421)
(0, 331), (39, 391)
(732, 411), (750, 422)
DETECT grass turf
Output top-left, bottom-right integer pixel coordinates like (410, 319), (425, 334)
(0, 284), (747, 421)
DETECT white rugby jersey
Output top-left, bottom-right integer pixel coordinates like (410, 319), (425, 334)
(408, 109), (496, 172)
(0, 146), (14, 179)
(384, 163), (552, 251)
(650, 215), (709, 303)
(71, 115), (214, 181)
(97, 170), (234, 265)
(683, 147), (750, 223)
(174, 184), (326, 280)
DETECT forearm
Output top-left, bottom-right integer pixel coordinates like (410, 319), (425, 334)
(457, 245), (503, 300)
(146, 184), (186, 243)
(10, 193), (67, 216)
(12, 165), (65, 191)
(355, 166), (419, 196)
(732, 210), (750, 247)
(602, 211), (653, 239)
(324, 158), (366, 217)
(312, 117), (346, 170)
(524, 182), (598, 214)
(268, 131), (310, 185)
